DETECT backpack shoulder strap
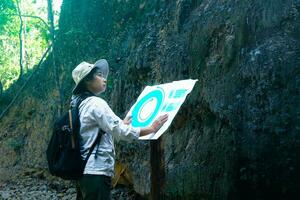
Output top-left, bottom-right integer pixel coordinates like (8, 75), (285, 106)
(73, 92), (104, 163)
(74, 91), (95, 109)
(85, 129), (104, 161)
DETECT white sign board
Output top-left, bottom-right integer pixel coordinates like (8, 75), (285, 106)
(127, 79), (198, 140)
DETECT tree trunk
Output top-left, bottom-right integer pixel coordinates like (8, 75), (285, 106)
(47, 0), (63, 114)
(0, 82), (2, 97)
(15, 0), (24, 80)
(23, 15), (27, 72)
(47, 0), (55, 44)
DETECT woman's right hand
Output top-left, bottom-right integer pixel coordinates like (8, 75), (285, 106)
(150, 114), (169, 133)
(139, 114), (169, 137)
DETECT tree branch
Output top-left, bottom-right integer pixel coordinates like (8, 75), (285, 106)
(4, 13), (50, 30)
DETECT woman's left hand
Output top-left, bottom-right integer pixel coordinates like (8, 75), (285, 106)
(123, 115), (132, 125)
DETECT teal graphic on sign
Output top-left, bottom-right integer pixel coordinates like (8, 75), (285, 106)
(127, 79), (198, 140)
(132, 88), (164, 127)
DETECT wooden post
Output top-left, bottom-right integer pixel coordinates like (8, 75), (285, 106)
(150, 136), (165, 200)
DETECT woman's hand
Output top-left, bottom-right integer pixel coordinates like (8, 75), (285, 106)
(139, 114), (169, 137)
(123, 115), (132, 125)
(150, 114), (169, 133)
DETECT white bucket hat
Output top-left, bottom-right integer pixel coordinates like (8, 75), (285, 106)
(72, 59), (109, 93)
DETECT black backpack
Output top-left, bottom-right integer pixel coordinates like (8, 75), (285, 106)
(46, 93), (101, 180)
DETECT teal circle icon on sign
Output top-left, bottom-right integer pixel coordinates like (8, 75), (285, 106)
(132, 88), (164, 127)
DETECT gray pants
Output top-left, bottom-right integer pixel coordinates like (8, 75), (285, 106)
(76, 174), (112, 200)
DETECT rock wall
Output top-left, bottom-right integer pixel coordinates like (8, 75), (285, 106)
(0, 0), (299, 199)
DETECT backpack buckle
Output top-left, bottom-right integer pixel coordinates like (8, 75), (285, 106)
(62, 125), (71, 132)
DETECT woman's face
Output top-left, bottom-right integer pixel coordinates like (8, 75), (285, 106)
(86, 69), (107, 95)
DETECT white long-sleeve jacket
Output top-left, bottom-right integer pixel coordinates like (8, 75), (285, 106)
(73, 96), (140, 177)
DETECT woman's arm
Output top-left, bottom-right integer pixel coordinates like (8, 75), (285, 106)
(123, 114), (169, 137)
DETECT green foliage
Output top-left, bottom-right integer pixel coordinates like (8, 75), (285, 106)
(0, 0), (16, 31)
(0, 0), (61, 91)
(0, 2), (19, 88)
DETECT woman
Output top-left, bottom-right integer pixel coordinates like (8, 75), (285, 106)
(71, 59), (168, 200)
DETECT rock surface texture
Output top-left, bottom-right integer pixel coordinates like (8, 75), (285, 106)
(0, 0), (299, 199)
